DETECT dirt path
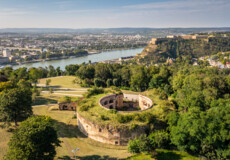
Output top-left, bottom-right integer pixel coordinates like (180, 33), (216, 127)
(41, 91), (83, 97)
(60, 135), (74, 159)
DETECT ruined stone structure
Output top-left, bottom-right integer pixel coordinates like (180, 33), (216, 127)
(77, 113), (147, 146)
(77, 93), (153, 145)
(58, 102), (77, 111)
(99, 93), (153, 112)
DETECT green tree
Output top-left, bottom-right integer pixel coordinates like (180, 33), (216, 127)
(29, 68), (42, 85)
(149, 130), (170, 149)
(130, 66), (148, 91)
(76, 65), (95, 80)
(0, 87), (32, 126)
(106, 79), (113, 87)
(49, 88), (54, 94)
(94, 78), (103, 87)
(5, 116), (61, 160)
(128, 138), (140, 153)
(46, 79), (51, 87)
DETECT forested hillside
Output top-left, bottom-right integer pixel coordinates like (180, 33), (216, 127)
(139, 34), (230, 65)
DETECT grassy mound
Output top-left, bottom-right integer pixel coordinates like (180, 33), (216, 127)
(77, 89), (175, 128)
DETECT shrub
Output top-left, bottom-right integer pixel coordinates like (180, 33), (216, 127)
(138, 134), (152, 153)
(128, 134), (153, 153)
(59, 96), (72, 103)
(109, 109), (117, 114)
(113, 79), (119, 87)
(130, 123), (137, 130)
(84, 87), (104, 98)
(120, 86), (130, 90)
(100, 115), (110, 121)
(80, 105), (90, 111)
(94, 78), (104, 87)
(148, 130), (170, 149)
(106, 79), (113, 87)
(80, 84), (91, 88)
(117, 114), (133, 123)
(72, 114), (77, 119)
(128, 138), (140, 153)
(80, 101), (95, 111)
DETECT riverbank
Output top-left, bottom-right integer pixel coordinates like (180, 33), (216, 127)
(13, 47), (144, 70)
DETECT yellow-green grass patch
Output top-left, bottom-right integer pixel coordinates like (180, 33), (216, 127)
(38, 76), (84, 89)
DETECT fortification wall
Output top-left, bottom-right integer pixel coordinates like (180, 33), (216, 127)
(77, 113), (147, 146)
(139, 95), (153, 110)
(99, 94), (117, 110)
(99, 94), (153, 112)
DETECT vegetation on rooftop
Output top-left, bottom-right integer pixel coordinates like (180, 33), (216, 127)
(77, 88), (174, 128)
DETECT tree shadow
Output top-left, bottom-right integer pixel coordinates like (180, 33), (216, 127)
(77, 155), (122, 160)
(156, 150), (183, 160)
(57, 155), (73, 160)
(52, 119), (87, 139)
(32, 96), (58, 105)
(37, 85), (62, 89)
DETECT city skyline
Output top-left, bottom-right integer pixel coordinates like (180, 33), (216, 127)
(0, 0), (230, 28)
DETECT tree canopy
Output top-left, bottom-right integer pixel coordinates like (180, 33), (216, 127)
(5, 116), (61, 160)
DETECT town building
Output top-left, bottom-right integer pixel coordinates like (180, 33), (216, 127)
(2, 49), (11, 57)
(0, 57), (10, 64)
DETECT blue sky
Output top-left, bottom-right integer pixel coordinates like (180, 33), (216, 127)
(0, 0), (229, 28)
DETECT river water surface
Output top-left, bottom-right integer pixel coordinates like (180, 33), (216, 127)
(13, 48), (144, 70)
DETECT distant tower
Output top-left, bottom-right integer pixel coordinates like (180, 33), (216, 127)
(3, 49), (11, 57)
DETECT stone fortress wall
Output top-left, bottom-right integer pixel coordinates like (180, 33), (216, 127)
(77, 93), (153, 145)
(77, 113), (147, 146)
(150, 34), (216, 45)
(99, 93), (153, 112)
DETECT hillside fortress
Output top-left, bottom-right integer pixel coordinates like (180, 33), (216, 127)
(77, 93), (153, 146)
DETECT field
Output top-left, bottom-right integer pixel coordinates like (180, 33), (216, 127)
(0, 126), (12, 159)
(33, 76), (88, 105)
(38, 76), (82, 89)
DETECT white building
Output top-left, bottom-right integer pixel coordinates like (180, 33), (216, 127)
(2, 49), (11, 57)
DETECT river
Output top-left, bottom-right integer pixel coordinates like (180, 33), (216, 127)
(13, 48), (144, 70)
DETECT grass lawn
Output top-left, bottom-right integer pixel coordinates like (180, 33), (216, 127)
(34, 76), (88, 106)
(127, 153), (155, 160)
(38, 76), (84, 89)
(0, 126), (12, 159)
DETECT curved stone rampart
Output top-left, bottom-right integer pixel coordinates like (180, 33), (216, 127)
(99, 93), (153, 113)
(77, 113), (147, 146)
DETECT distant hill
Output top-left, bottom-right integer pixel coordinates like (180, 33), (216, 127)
(138, 33), (230, 64)
(0, 27), (230, 34)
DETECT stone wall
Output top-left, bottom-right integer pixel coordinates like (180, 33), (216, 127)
(59, 102), (76, 111)
(99, 94), (124, 110)
(99, 93), (153, 112)
(77, 113), (147, 146)
(139, 95), (153, 110)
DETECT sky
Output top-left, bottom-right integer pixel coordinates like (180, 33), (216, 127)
(0, 0), (229, 28)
